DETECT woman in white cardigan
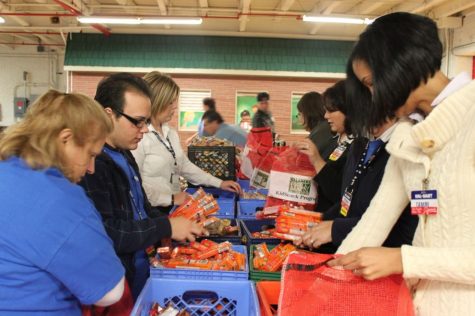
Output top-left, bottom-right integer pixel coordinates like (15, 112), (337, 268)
(329, 12), (475, 316)
(132, 72), (240, 210)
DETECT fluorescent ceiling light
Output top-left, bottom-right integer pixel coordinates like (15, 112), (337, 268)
(77, 16), (202, 25)
(0, 17), (5, 24)
(303, 15), (374, 25)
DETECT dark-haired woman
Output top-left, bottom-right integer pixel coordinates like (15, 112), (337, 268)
(330, 12), (475, 315)
(296, 91), (336, 158)
(297, 81), (352, 213)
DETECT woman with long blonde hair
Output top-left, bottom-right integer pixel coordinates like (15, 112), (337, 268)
(0, 90), (125, 315)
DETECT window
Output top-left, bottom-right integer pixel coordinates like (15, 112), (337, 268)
(178, 89), (211, 131)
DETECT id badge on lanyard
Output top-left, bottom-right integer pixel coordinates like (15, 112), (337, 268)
(411, 178), (438, 215)
(329, 143), (346, 161)
(340, 191), (352, 217)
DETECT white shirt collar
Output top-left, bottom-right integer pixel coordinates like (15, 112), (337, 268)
(377, 122), (398, 143)
(148, 123), (170, 138)
(431, 72), (472, 107)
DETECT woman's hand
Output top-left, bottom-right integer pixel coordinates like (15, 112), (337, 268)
(220, 181), (242, 194)
(294, 139), (326, 173)
(173, 192), (190, 205)
(328, 247), (403, 280)
(169, 217), (208, 242)
(294, 220), (333, 249)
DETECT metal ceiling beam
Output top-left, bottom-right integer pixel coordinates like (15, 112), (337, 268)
(402, 0), (451, 14)
(431, 0), (475, 18)
(52, 0), (110, 36)
(0, 3), (31, 27)
(239, 0), (252, 32)
(199, 0), (209, 16)
(156, 0), (170, 29)
(279, 0), (296, 11)
(309, 1), (343, 35)
(12, 34), (39, 43)
(347, 1), (387, 15)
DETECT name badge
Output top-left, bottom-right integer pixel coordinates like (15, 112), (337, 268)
(411, 190), (438, 215)
(340, 191), (352, 217)
(329, 144), (346, 161)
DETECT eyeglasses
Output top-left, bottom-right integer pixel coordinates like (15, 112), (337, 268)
(112, 109), (150, 128)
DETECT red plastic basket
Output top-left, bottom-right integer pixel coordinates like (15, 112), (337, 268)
(256, 281), (280, 316)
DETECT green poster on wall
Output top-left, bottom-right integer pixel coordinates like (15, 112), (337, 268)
(178, 111), (204, 131)
(235, 93), (259, 124)
(291, 93), (306, 134)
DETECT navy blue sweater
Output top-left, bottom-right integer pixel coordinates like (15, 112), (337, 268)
(323, 139), (418, 251)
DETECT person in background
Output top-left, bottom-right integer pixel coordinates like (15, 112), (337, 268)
(296, 91), (336, 159)
(197, 97), (216, 137)
(297, 80), (352, 213)
(201, 110), (248, 147)
(252, 92), (275, 132)
(132, 71), (241, 211)
(80, 73), (205, 300)
(329, 12), (475, 316)
(0, 90), (125, 315)
(239, 109), (252, 132)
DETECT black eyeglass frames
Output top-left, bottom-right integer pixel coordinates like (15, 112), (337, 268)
(112, 108), (150, 128)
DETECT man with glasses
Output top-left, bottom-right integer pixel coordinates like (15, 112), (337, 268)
(79, 73), (205, 300)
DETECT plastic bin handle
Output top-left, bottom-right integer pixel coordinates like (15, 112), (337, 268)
(182, 290), (219, 304)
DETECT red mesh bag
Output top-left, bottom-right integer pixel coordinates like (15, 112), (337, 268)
(250, 145), (288, 189)
(240, 127), (273, 179)
(278, 252), (414, 316)
(265, 147), (317, 210)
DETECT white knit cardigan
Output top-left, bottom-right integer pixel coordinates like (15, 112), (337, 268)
(337, 80), (475, 316)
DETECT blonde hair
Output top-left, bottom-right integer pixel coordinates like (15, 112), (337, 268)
(143, 71), (180, 118)
(0, 90), (112, 180)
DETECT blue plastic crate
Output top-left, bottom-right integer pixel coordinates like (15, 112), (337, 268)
(132, 278), (260, 316)
(187, 187), (236, 219)
(240, 219), (281, 249)
(237, 198), (266, 220)
(150, 245), (249, 280)
(237, 179), (251, 191)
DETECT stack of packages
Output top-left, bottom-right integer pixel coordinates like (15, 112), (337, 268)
(151, 188), (241, 270)
(149, 303), (190, 316)
(170, 187), (237, 235)
(150, 239), (246, 271)
(253, 243), (297, 272)
(258, 205), (322, 241)
(169, 188), (219, 222)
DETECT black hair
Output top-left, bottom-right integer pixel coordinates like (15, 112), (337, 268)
(347, 12), (442, 136)
(94, 73), (151, 116)
(257, 92), (270, 102)
(203, 97), (216, 111)
(240, 110), (250, 117)
(323, 80), (352, 135)
(202, 110), (224, 124)
(296, 91), (325, 131)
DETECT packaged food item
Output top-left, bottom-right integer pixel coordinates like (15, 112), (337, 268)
(149, 302), (190, 316)
(152, 240), (244, 272)
(265, 206), (322, 241)
(203, 218), (238, 236)
(252, 242), (297, 272)
(189, 136), (233, 147)
(241, 191), (267, 200)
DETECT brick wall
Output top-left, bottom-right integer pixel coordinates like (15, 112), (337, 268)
(71, 72), (337, 148)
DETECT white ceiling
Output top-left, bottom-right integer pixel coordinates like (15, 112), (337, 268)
(1, 0), (475, 50)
